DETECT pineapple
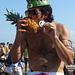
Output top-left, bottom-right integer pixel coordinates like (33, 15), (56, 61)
(23, 17), (39, 33)
(5, 8), (39, 33)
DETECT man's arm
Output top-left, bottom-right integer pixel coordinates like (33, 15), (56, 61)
(54, 24), (74, 65)
(11, 32), (27, 64)
(44, 22), (74, 65)
(11, 18), (28, 64)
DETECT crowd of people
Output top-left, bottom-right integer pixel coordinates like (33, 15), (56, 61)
(0, 42), (29, 75)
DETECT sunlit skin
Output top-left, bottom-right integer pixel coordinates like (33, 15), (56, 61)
(11, 7), (74, 72)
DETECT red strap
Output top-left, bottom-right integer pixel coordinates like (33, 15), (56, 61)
(35, 72), (49, 75)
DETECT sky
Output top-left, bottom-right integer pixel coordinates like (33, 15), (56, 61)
(0, 0), (75, 47)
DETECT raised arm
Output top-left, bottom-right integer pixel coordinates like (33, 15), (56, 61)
(54, 24), (74, 65)
(11, 18), (28, 64)
(43, 22), (74, 65)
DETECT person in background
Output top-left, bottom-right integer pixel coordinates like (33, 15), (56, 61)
(0, 42), (6, 72)
(6, 43), (24, 75)
(5, 42), (10, 53)
(24, 48), (29, 73)
(11, 0), (74, 75)
(0, 42), (6, 60)
(6, 44), (13, 74)
(12, 59), (24, 75)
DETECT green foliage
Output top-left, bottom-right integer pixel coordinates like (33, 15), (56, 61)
(4, 8), (23, 26)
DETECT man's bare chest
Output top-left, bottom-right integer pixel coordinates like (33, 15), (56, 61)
(26, 33), (56, 54)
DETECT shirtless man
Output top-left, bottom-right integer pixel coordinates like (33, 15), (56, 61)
(11, 0), (74, 75)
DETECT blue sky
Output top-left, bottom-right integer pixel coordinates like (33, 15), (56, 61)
(0, 0), (75, 47)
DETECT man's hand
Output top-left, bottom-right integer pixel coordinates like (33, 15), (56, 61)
(17, 18), (29, 32)
(43, 22), (56, 41)
(16, 18), (29, 39)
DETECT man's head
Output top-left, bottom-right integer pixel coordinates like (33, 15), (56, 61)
(9, 43), (13, 49)
(26, 0), (54, 23)
(0, 43), (5, 48)
(7, 42), (9, 45)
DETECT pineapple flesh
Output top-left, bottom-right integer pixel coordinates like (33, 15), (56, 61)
(23, 17), (39, 33)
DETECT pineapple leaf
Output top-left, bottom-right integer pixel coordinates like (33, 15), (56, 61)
(4, 8), (23, 26)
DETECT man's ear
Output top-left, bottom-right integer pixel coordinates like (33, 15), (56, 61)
(44, 12), (49, 19)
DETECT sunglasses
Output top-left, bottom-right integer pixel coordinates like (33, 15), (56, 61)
(25, 9), (39, 18)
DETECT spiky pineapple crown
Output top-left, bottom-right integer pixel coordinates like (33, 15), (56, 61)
(4, 8), (23, 26)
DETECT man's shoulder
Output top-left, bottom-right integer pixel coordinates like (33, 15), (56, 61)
(51, 21), (64, 26)
(52, 21), (69, 38)
(51, 21), (67, 30)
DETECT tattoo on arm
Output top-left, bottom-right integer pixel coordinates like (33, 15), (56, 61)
(61, 39), (72, 48)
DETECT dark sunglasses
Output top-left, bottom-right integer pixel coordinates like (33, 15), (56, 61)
(25, 9), (39, 18)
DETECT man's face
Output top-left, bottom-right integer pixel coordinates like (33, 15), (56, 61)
(25, 7), (44, 24)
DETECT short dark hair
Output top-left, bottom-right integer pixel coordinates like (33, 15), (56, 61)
(1, 42), (5, 47)
(39, 5), (54, 22)
(9, 43), (12, 46)
(7, 42), (9, 44)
